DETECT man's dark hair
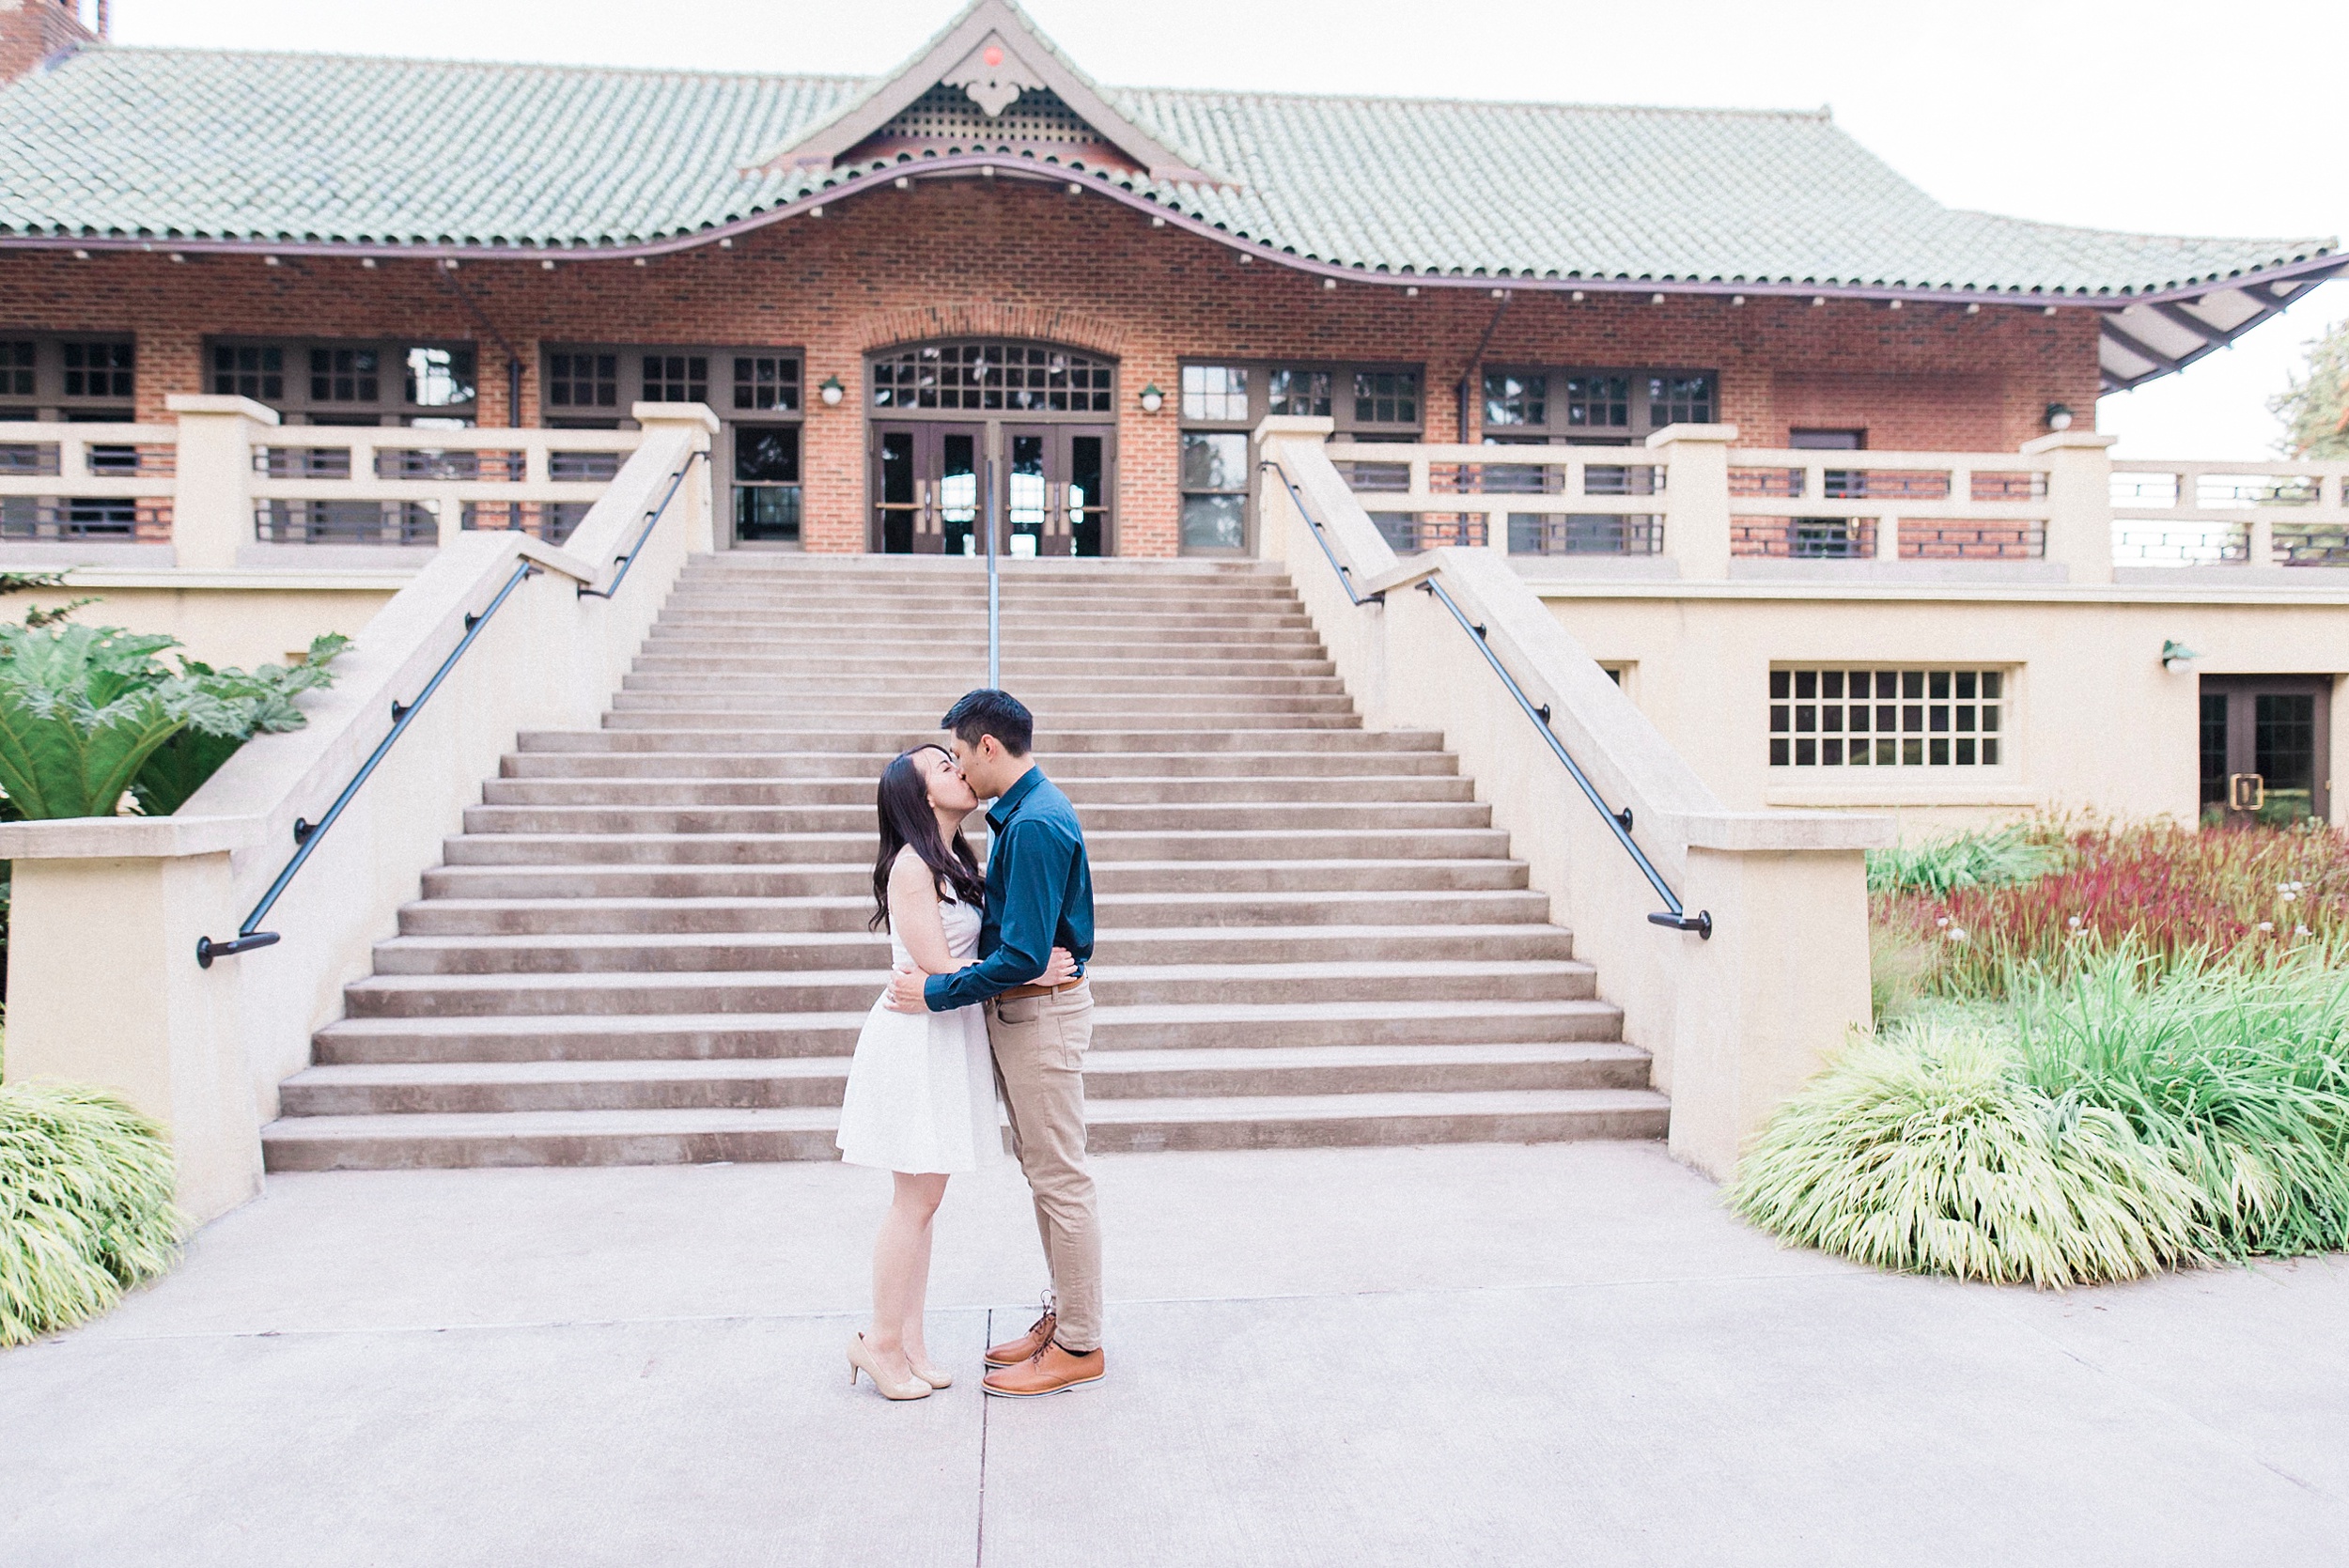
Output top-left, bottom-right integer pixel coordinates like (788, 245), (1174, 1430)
(942, 688), (1033, 755)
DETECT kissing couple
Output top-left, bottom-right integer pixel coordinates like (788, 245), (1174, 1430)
(833, 688), (1105, 1401)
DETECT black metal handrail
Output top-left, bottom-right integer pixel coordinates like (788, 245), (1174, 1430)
(197, 444), (703, 966)
(1261, 458), (1383, 606)
(579, 446), (705, 601)
(1268, 452), (1710, 938)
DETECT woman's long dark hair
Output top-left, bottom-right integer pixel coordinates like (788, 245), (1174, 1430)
(871, 744), (987, 932)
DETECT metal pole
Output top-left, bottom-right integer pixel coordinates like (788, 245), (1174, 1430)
(985, 450), (1001, 689)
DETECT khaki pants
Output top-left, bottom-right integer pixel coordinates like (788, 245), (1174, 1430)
(985, 980), (1102, 1354)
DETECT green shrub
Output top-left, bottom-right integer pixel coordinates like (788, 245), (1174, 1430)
(1866, 823), (2065, 897)
(0, 624), (348, 819)
(1728, 1021), (2205, 1287)
(0, 1084), (180, 1345)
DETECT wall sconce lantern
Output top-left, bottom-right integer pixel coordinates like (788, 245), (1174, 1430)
(1138, 383), (1165, 414)
(818, 375), (845, 407)
(2045, 402), (2075, 431)
(2161, 639), (2199, 672)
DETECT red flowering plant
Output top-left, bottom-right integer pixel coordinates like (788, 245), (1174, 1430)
(1876, 820), (2349, 998)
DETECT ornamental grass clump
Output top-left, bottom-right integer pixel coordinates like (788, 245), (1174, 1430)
(2012, 950), (2349, 1258)
(1726, 1022), (2205, 1287)
(0, 1085), (180, 1346)
(1881, 820), (2349, 998)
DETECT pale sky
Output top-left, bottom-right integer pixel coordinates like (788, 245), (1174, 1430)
(95, 0), (2348, 460)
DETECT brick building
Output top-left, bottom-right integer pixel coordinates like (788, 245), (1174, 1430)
(0, 0), (2338, 560)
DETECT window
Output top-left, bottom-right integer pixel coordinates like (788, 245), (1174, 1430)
(1180, 431), (1249, 552)
(1181, 365), (1249, 422)
(732, 356), (800, 412)
(733, 426), (801, 544)
(1484, 372), (1546, 429)
(211, 345), (284, 402)
(547, 352), (617, 410)
(1267, 369), (1330, 418)
(309, 348), (381, 404)
(405, 347), (475, 409)
(61, 341), (133, 400)
(1563, 375), (1630, 430)
(642, 354), (708, 404)
(1, 341), (32, 398)
(1352, 370), (1420, 427)
(1649, 374), (1714, 426)
(1768, 667), (2007, 768)
(869, 342), (1112, 412)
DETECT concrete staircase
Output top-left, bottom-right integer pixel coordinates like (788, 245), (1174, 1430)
(262, 555), (1669, 1170)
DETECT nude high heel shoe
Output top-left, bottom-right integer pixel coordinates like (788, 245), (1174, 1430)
(847, 1332), (934, 1401)
(909, 1357), (952, 1389)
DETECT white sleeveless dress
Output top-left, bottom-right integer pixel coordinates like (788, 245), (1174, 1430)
(834, 877), (1003, 1173)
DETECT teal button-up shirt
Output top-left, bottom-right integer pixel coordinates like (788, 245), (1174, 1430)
(923, 767), (1095, 1011)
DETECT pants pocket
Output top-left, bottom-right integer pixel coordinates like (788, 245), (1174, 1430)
(993, 996), (1040, 1027)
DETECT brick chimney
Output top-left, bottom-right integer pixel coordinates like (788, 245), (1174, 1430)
(0, 0), (99, 86)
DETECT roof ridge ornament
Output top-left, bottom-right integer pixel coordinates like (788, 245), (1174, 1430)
(943, 35), (1043, 118)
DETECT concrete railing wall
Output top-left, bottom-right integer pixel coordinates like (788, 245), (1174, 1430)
(1260, 417), (1890, 1178)
(0, 404), (716, 1221)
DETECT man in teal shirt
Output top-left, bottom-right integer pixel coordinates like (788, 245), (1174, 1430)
(884, 689), (1102, 1397)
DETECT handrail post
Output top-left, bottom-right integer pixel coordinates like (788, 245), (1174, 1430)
(1643, 422), (1738, 579)
(2022, 429), (2119, 583)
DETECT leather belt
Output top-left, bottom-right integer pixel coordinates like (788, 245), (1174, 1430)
(996, 978), (1086, 1001)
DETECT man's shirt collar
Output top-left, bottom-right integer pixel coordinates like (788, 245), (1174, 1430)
(986, 765), (1047, 832)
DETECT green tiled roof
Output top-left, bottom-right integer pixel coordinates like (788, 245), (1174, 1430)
(0, 43), (2330, 299)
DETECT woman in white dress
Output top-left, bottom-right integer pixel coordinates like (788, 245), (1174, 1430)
(838, 743), (1074, 1401)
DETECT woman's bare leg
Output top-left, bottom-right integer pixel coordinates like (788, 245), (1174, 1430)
(900, 1175), (947, 1366)
(868, 1172), (950, 1377)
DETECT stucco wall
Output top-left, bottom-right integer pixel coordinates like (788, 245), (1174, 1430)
(1547, 586), (2349, 833)
(21, 578), (405, 669)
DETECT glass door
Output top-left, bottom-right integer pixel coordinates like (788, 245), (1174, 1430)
(730, 425), (801, 547)
(999, 424), (1113, 556)
(2201, 675), (2332, 826)
(868, 423), (981, 554)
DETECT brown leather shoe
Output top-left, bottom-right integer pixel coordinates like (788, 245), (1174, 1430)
(985, 1307), (1057, 1369)
(983, 1343), (1105, 1399)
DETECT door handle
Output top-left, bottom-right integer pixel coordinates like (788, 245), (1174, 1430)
(2229, 772), (2265, 812)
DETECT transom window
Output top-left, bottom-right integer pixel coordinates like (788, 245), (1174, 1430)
(1352, 370), (1420, 427)
(1268, 369), (1331, 419)
(547, 352), (618, 411)
(642, 354), (708, 404)
(732, 356), (800, 412)
(1, 341), (34, 399)
(310, 348), (381, 403)
(1481, 366), (1715, 442)
(1181, 365), (1249, 422)
(0, 336), (140, 414)
(61, 341), (133, 400)
(212, 345), (283, 402)
(405, 347), (475, 409)
(869, 341), (1114, 413)
(1769, 667), (2007, 768)
(210, 338), (476, 423)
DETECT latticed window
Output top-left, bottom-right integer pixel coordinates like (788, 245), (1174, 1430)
(642, 354), (708, 404)
(1649, 374), (1714, 425)
(310, 348), (380, 403)
(1181, 365), (1248, 422)
(732, 356), (800, 411)
(62, 341), (133, 399)
(1268, 369), (1331, 418)
(211, 345), (284, 401)
(547, 352), (617, 410)
(405, 347), (474, 409)
(1352, 370), (1419, 427)
(869, 342), (1113, 412)
(1769, 667), (2007, 768)
(1563, 375), (1629, 429)
(1, 342), (32, 398)
(1484, 372), (1547, 428)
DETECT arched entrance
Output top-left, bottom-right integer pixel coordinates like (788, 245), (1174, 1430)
(864, 339), (1116, 556)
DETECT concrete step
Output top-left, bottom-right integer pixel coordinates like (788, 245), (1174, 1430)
(438, 827), (1517, 865)
(397, 888), (1552, 936)
(503, 745), (1459, 776)
(420, 858), (1534, 900)
(476, 774), (1479, 806)
(313, 998), (1625, 1064)
(456, 801), (1493, 835)
(626, 655), (1343, 679)
(584, 725), (1402, 752)
(259, 1087), (1668, 1169)
(275, 1041), (1651, 1115)
(604, 691), (1358, 717)
(341, 959), (1599, 1017)
(366, 924), (1575, 976)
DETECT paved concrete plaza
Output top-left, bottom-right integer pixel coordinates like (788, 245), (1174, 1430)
(3, 1141), (2345, 1565)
